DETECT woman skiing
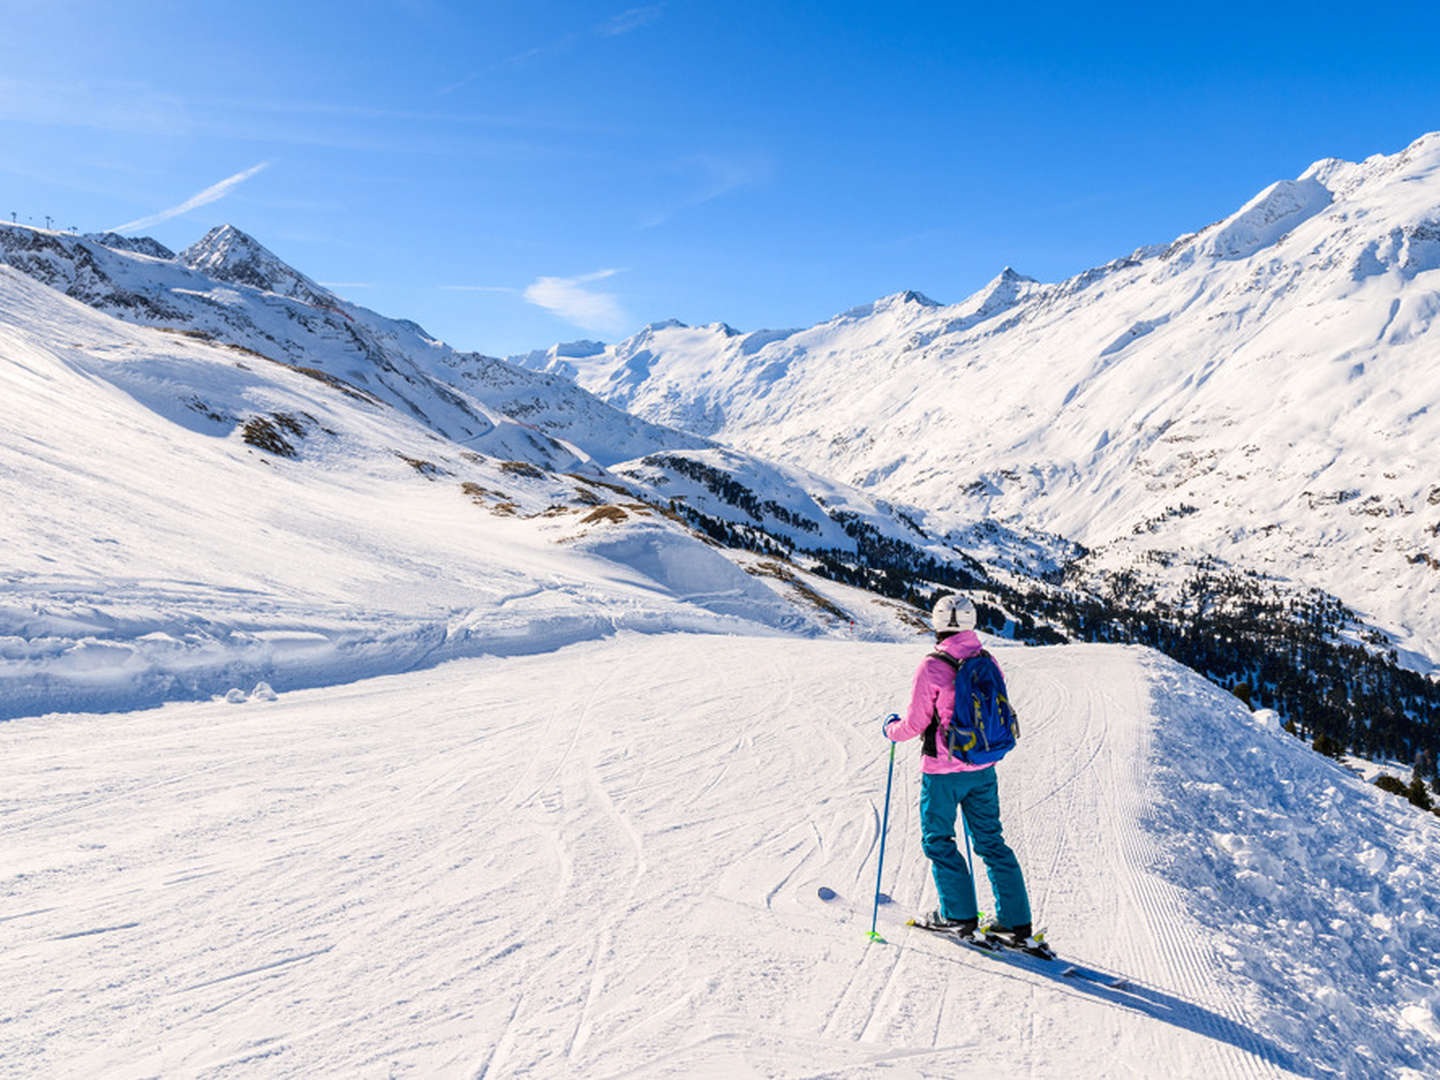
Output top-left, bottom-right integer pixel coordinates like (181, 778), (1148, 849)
(883, 593), (1036, 947)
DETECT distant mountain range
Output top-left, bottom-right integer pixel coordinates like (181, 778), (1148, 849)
(515, 132), (1440, 674)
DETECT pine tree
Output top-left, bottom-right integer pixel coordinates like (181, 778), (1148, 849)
(1408, 765), (1435, 811)
(1418, 748), (1440, 796)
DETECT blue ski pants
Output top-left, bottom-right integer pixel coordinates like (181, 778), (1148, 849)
(920, 767), (1031, 927)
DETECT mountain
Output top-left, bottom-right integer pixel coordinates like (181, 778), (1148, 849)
(0, 220), (1050, 578)
(178, 223), (335, 307)
(515, 133), (1440, 675)
(0, 222), (713, 468)
(0, 228), (1047, 718)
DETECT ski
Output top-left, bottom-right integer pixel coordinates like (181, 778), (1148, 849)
(904, 918), (1003, 951)
(993, 940), (1130, 988)
(907, 918), (1131, 989)
(988, 932), (1058, 961)
(954, 924), (1132, 989)
(1060, 963), (1131, 989)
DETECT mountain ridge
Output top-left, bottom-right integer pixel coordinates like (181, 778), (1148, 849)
(513, 131), (1440, 671)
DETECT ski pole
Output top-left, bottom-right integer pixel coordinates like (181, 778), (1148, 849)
(868, 737), (897, 943)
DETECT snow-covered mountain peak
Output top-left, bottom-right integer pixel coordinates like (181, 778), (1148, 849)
(1388, 129), (1440, 173)
(1294, 130), (1440, 201)
(956, 266), (1041, 319)
(178, 224), (333, 307)
(554, 337), (608, 357)
(506, 337), (609, 378)
(893, 288), (941, 306)
(841, 289), (941, 320)
(1298, 155), (1354, 188)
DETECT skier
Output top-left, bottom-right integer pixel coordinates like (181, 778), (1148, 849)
(883, 593), (1035, 947)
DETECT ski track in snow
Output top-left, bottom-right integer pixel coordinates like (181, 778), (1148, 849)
(2, 635), (1437, 1078)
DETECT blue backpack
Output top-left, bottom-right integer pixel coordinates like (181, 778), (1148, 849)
(924, 650), (1019, 765)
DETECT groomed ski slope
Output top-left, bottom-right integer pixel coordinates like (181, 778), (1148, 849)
(3, 635), (1438, 1078)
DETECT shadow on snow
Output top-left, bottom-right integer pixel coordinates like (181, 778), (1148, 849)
(913, 936), (1309, 1077)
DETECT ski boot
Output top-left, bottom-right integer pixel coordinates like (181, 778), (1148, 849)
(916, 911), (976, 934)
(982, 921), (1056, 959)
(909, 912), (1001, 950)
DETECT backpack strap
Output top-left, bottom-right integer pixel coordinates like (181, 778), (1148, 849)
(922, 650), (960, 758)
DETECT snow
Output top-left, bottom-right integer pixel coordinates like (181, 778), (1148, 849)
(1144, 656), (1440, 1073)
(4, 636), (1437, 1077)
(569, 522), (807, 626)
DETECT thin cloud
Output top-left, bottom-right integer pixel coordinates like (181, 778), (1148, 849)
(522, 269), (628, 335)
(109, 162), (269, 233)
(437, 7), (657, 95)
(503, 42), (559, 66)
(599, 4), (664, 36)
(642, 152), (769, 228)
(437, 71), (481, 97)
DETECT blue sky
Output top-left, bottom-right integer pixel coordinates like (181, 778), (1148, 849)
(4, 1), (1439, 355)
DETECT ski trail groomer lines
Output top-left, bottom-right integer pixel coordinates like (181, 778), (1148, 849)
(884, 594), (1037, 946)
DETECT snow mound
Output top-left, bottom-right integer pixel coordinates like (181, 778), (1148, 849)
(572, 522), (809, 630)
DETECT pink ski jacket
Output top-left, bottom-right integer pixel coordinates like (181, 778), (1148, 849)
(886, 630), (995, 775)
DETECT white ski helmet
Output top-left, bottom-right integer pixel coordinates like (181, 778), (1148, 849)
(932, 593), (977, 635)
